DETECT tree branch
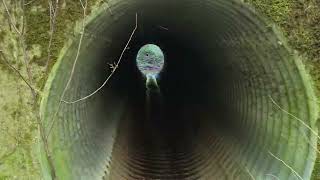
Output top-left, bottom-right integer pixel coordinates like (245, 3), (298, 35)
(0, 51), (38, 94)
(268, 151), (303, 180)
(45, 0), (59, 71)
(62, 13), (138, 104)
(46, 0), (88, 139)
(2, 0), (21, 35)
(269, 95), (320, 141)
(1, 1), (57, 178)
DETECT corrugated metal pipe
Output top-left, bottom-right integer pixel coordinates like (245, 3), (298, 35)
(40, 0), (319, 179)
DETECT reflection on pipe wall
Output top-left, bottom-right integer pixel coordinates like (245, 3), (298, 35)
(40, 0), (319, 179)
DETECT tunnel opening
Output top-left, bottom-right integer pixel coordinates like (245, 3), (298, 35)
(40, 0), (319, 179)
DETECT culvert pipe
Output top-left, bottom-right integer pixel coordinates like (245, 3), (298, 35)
(40, 0), (319, 179)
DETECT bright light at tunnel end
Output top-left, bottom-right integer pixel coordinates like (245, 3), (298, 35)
(136, 43), (165, 79)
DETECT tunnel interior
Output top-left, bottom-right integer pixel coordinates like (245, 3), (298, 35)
(40, 0), (319, 179)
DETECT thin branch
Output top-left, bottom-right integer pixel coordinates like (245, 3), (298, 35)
(79, 0), (87, 9)
(245, 167), (255, 180)
(2, 0), (21, 35)
(2, 2), (57, 178)
(2, 0), (36, 98)
(21, 0), (26, 34)
(19, 35), (36, 98)
(45, 0), (59, 71)
(60, 0), (87, 101)
(158, 25), (169, 30)
(24, 0), (37, 6)
(269, 95), (320, 141)
(272, 97), (320, 156)
(62, 13), (138, 104)
(0, 51), (36, 93)
(268, 151), (303, 180)
(103, 0), (113, 15)
(46, 0), (88, 139)
(266, 174), (280, 180)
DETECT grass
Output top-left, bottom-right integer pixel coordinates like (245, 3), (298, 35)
(244, 0), (320, 92)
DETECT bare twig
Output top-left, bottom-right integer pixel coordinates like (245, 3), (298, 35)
(245, 167), (255, 180)
(103, 0), (113, 15)
(24, 0), (36, 6)
(268, 151), (303, 180)
(2, 0), (36, 99)
(278, 115), (320, 156)
(269, 95), (320, 141)
(46, 0), (88, 138)
(19, 34), (36, 97)
(266, 174), (280, 180)
(2, 0), (21, 35)
(21, 0), (26, 34)
(0, 51), (40, 94)
(272, 97), (320, 156)
(45, 0), (59, 71)
(1, 1), (57, 178)
(108, 62), (118, 72)
(158, 25), (169, 31)
(61, 13), (138, 104)
(61, 0), (87, 100)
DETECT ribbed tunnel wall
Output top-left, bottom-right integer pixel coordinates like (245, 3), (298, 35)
(40, 0), (319, 179)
